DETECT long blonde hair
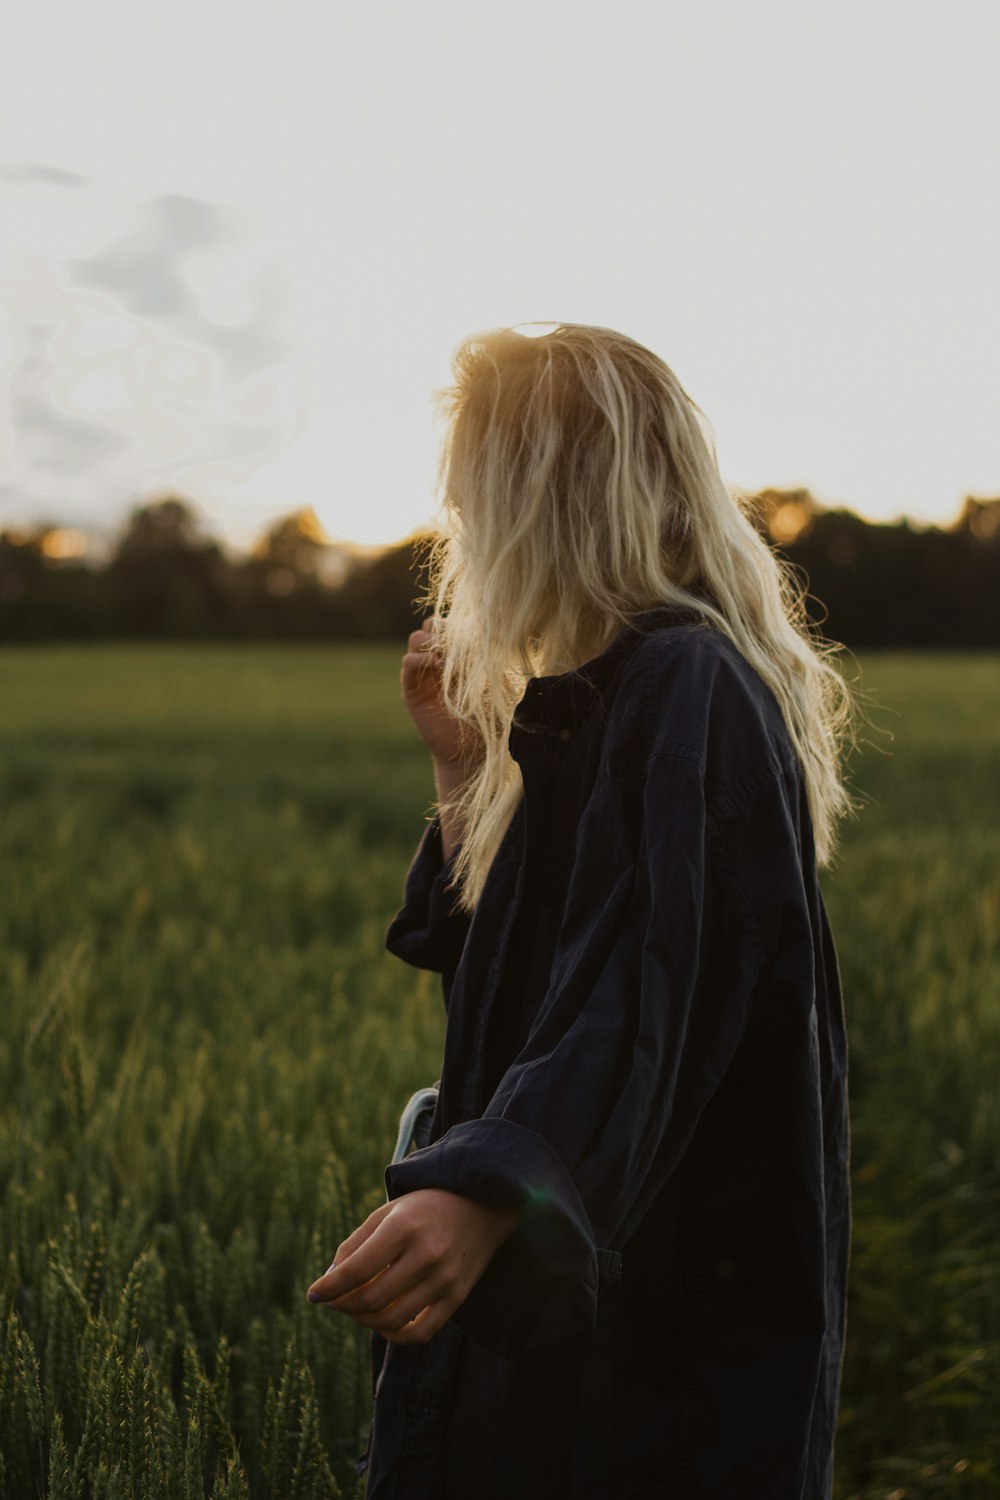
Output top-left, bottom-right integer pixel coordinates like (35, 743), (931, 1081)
(418, 321), (860, 915)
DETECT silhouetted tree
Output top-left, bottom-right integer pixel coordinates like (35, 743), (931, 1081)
(114, 496), (204, 559)
(328, 532), (436, 640)
(2, 490), (998, 648)
(0, 525), (107, 640)
(230, 508), (357, 639)
(951, 495), (1000, 543)
(770, 496), (1000, 648)
(246, 506), (350, 587)
(106, 494), (235, 637)
(745, 486), (822, 547)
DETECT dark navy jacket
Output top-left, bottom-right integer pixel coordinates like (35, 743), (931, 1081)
(364, 604), (851, 1499)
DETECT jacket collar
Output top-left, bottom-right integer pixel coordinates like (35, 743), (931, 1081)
(513, 601), (710, 736)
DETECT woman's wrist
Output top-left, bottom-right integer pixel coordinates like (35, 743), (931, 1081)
(433, 754), (477, 862)
(432, 751), (480, 795)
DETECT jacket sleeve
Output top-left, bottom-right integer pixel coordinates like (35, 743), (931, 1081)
(384, 749), (772, 1359)
(384, 813), (471, 980)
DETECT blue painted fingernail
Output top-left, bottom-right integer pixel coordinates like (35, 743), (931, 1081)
(308, 1290), (322, 1303)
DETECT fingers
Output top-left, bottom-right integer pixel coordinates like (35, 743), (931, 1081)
(405, 635), (440, 664)
(324, 1248), (428, 1317)
(332, 1201), (395, 1264)
(402, 647), (440, 675)
(411, 615), (438, 642)
(307, 1185), (496, 1348)
(405, 616), (443, 659)
(309, 1256), (390, 1305)
(346, 1290), (454, 1343)
(307, 1207), (404, 1303)
(382, 1300), (453, 1345)
(341, 1275), (439, 1331)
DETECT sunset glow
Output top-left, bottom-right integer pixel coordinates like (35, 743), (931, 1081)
(2, 2), (997, 554)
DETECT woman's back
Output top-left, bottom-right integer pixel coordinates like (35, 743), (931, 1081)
(372, 607), (850, 1498)
(305, 322), (857, 1499)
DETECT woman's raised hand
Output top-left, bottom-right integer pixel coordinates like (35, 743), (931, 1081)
(401, 615), (479, 767)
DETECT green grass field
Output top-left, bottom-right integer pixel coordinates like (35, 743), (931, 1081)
(1, 644), (997, 1499)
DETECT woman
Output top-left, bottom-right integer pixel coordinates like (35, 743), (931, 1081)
(307, 322), (857, 1499)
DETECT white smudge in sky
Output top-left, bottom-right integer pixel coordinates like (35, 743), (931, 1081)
(0, 166), (309, 555)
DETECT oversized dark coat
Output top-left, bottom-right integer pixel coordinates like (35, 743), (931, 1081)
(359, 603), (851, 1500)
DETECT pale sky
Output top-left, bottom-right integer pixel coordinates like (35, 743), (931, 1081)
(2, 0), (997, 553)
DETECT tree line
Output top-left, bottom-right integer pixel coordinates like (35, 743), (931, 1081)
(1, 488), (997, 649)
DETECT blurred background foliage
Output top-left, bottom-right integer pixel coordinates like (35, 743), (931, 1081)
(2, 488), (999, 648)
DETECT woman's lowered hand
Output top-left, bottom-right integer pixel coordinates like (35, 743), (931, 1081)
(306, 1187), (520, 1345)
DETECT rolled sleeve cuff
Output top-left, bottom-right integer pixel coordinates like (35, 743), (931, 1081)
(383, 1117), (601, 1359)
(384, 815), (469, 974)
